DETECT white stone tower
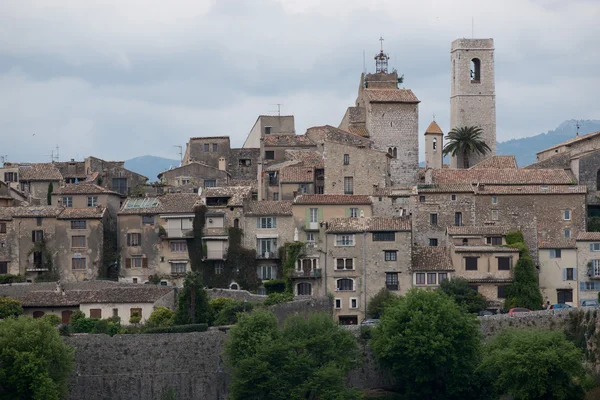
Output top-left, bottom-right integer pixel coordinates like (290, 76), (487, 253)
(450, 38), (496, 168)
(424, 120), (443, 170)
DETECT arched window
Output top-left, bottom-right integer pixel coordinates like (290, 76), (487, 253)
(433, 138), (437, 150)
(470, 58), (481, 81)
(230, 282), (239, 290)
(297, 282), (312, 296)
(388, 148), (393, 156)
(233, 218), (239, 228)
(336, 278), (354, 291)
(33, 311), (45, 319)
(393, 148), (398, 159)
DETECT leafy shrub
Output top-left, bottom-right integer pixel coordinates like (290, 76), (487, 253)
(92, 319), (110, 334)
(70, 310), (85, 323)
(505, 231), (525, 245)
(129, 310), (142, 325)
(147, 306), (175, 328)
(59, 324), (72, 336)
(0, 274), (25, 284)
(367, 288), (397, 319)
(264, 291), (294, 306)
(263, 279), (287, 294)
(72, 317), (99, 333)
(144, 323), (209, 334)
(0, 296), (24, 319)
(439, 277), (489, 314)
(41, 313), (62, 326)
(211, 299), (253, 326)
(210, 297), (237, 314)
(105, 315), (121, 325)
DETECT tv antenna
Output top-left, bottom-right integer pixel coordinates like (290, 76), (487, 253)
(576, 121), (581, 137)
(0, 155), (7, 166)
(471, 17), (474, 38)
(173, 145), (183, 164)
(269, 104), (283, 116)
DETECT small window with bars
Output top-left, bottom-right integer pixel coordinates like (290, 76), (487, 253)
(373, 232), (395, 241)
(384, 251), (397, 261)
(71, 236), (86, 248)
(72, 258), (87, 270)
(336, 258), (354, 270)
(386, 272), (399, 290)
(71, 220), (86, 229)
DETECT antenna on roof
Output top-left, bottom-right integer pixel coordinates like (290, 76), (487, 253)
(173, 145), (183, 165)
(576, 121), (581, 137)
(269, 104), (283, 116)
(55, 145), (59, 162)
(0, 155), (7, 166)
(472, 17), (474, 38)
(363, 49), (366, 74)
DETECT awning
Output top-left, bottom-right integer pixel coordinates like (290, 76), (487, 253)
(256, 234), (278, 239)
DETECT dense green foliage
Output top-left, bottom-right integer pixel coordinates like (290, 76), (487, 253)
(503, 231), (543, 311)
(0, 274), (25, 284)
(174, 271), (210, 325)
(371, 289), (483, 399)
(0, 296), (23, 319)
(479, 328), (586, 400)
(263, 291), (294, 306)
(226, 227), (261, 291)
(439, 277), (489, 314)
(0, 316), (74, 400)
(280, 242), (305, 292)
(47, 181), (53, 206)
(367, 288), (397, 319)
(505, 230), (525, 246)
(144, 323), (208, 334)
(225, 310), (361, 400)
(442, 126), (491, 169)
(209, 297), (253, 326)
(588, 216), (600, 232)
(40, 313), (61, 326)
(147, 306), (175, 328)
(263, 279), (287, 294)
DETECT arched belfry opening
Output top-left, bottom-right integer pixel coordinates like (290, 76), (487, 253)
(470, 58), (481, 82)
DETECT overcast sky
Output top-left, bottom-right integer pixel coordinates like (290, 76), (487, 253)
(1, 0), (599, 163)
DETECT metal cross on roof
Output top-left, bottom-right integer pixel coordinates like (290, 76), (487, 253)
(379, 36), (384, 51)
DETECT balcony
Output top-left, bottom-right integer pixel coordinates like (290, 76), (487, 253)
(165, 229), (193, 239)
(292, 268), (322, 279)
(257, 251), (279, 260)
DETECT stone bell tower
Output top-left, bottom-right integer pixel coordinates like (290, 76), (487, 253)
(424, 120), (443, 170)
(450, 38), (496, 168)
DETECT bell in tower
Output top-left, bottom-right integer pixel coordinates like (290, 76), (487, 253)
(374, 36), (390, 73)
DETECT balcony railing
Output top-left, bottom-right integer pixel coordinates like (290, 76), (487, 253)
(292, 268), (322, 279)
(257, 251), (278, 260)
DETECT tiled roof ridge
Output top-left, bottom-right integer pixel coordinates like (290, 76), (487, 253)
(537, 129), (600, 154)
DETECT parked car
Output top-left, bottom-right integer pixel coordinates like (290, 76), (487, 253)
(478, 310), (494, 317)
(360, 319), (380, 326)
(581, 299), (600, 308)
(550, 303), (574, 310)
(508, 308), (531, 315)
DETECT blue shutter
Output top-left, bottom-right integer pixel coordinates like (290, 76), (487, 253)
(256, 218), (260, 228)
(273, 217), (277, 228)
(591, 244), (595, 252)
(572, 268), (577, 280)
(562, 269), (567, 281)
(580, 282), (585, 291)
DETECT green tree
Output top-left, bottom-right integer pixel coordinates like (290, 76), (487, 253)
(439, 277), (489, 314)
(588, 216), (600, 232)
(47, 181), (53, 205)
(174, 271), (210, 325)
(371, 289), (483, 399)
(225, 310), (362, 400)
(147, 306), (175, 328)
(129, 310), (141, 325)
(40, 313), (61, 326)
(479, 328), (586, 400)
(367, 287), (397, 319)
(442, 126), (491, 169)
(0, 296), (23, 319)
(0, 316), (74, 400)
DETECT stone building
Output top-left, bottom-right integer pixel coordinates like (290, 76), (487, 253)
(449, 38), (496, 168)
(535, 130), (600, 163)
(17, 163), (63, 205)
(411, 246), (454, 288)
(538, 240), (578, 306)
(0, 208), (14, 276)
(158, 162), (230, 188)
(0, 180), (25, 207)
(324, 217), (412, 324)
(50, 183), (122, 223)
(576, 232), (600, 306)
(243, 115), (296, 149)
(84, 157), (148, 196)
(371, 187), (412, 218)
(424, 121), (444, 171)
(339, 48), (420, 186)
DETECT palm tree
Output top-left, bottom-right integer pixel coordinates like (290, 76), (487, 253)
(442, 126), (491, 169)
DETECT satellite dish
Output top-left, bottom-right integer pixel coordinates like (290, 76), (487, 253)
(197, 187), (203, 196)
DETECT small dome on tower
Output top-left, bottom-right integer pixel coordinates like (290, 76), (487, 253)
(424, 121), (443, 136)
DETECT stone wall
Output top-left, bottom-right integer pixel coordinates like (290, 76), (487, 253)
(269, 296), (332, 326)
(206, 288), (266, 302)
(478, 308), (575, 338)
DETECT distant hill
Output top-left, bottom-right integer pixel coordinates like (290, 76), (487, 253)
(125, 156), (180, 182)
(497, 119), (600, 167)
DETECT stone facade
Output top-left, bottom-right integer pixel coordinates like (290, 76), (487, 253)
(85, 157), (147, 195)
(536, 130), (600, 163)
(157, 162), (229, 188)
(450, 38), (496, 168)
(576, 233), (600, 306)
(243, 115), (296, 149)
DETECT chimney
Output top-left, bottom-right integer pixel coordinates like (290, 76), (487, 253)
(218, 157), (226, 171)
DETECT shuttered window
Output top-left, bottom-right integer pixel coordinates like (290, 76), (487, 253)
(90, 309), (102, 319)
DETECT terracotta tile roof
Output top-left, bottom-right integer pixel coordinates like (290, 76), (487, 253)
(447, 226), (512, 236)
(416, 183), (475, 193)
(424, 121), (443, 135)
(285, 150), (324, 167)
(477, 185), (586, 195)
(537, 130), (600, 154)
(539, 239), (576, 249)
(244, 201), (293, 216)
(52, 183), (120, 196)
(412, 246), (454, 271)
(263, 135), (315, 147)
(157, 161), (222, 178)
(306, 125), (372, 148)
(373, 186), (411, 196)
(203, 186), (253, 207)
(470, 156), (518, 169)
(57, 206), (106, 220)
(189, 136), (231, 141)
(524, 152), (572, 170)
(467, 278), (513, 284)
(326, 217), (411, 233)
(53, 161), (87, 179)
(364, 88), (420, 103)
(347, 125), (370, 138)
(10, 206), (64, 218)
(226, 180), (258, 190)
(119, 193), (200, 215)
(18, 163), (63, 181)
(454, 246), (520, 253)
(293, 195), (372, 205)
(280, 167), (315, 183)
(576, 232), (600, 241)
(265, 160), (302, 172)
(431, 168), (575, 185)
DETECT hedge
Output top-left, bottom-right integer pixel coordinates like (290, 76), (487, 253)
(144, 323), (209, 334)
(0, 274), (25, 284)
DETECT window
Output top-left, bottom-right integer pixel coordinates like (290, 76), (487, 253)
(298, 184), (310, 194)
(564, 229), (571, 239)
(344, 177), (354, 194)
(32, 311), (45, 319)
(492, 196), (498, 205)
(87, 196), (98, 207)
(564, 209), (571, 220)
(32, 230), (44, 243)
(264, 126), (271, 135)
(265, 151), (275, 160)
(498, 257), (511, 270)
(212, 143), (217, 152)
(454, 212), (462, 226)
(592, 260), (600, 278)
(416, 273), (426, 285)
(373, 232), (395, 241)
(564, 268), (575, 281)
(72, 258), (87, 270)
(71, 220), (86, 229)
(497, 286), (506, 299)
(550, 249), (562, 259)
(112, 308), (119, 317)
(170, 241), (187, 252)
(343, 154), (350, 165)
(273, 192), (279, 200)
(258, 238), (277, 255)
(204, 179), (217, 188)
(491, 210), (498, 221)
(430, 213), (438, 226)
(337, 278), (354, 291)
(90, 309), (102, 319)
(3, 172), (17, 182)
(335, 298), (342, 309)
(36, 217), (42, 226)
(469, 285), (479, 292)
(336, 258), (354, 270)
(487, 237), (503, 246)
(451, 194), (456, 201)
(258, 217), (276, 229)
(591, 243), (600, 252)
(204, 143), (209, 152)
(336, 235), (354, 246)
(465, 257), (478, 271)
(384, 251), (397, 261)
(297, 282), (312, 296)
(112, 178), (127, 195)
(306, 232), (315, 247)
(71, 236), (86, 248)
(215, 262), (224, 275)
(171, 263), (186, 274)
(142, 215), (154, 225)
(429, 238), (438, 247)
(439, 273), (448, 283)
(557, 289), (573, 303)
(317, 186), (324, 194)
(133, 278), (138, 284)
(33, 252), (43, 268)
(258, 265), (274, 280)
(427, 273), (437, 285)
(130, 308), (142, 319)
(127, 233), (141, 246)
(392, 148), (397, 159)
(350, 298), (358, 309)
(0, 223), (5, 234)
(0, 262), (8, 274)
(349, 208), (358, 218)
(419, 195), (425, 203)
(470, 58), (481, 81)
(62, 197), (73, 207)
(386, 272), (399, 290)
(433, 138), (437, 150)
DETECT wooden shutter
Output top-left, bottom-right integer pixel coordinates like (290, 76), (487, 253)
(32, 230), (36, 242)
(305, 209), (310, 229)
(127, 233), (131, 246)
(318, 208), (323, 223)
(256, 218), (261, 228)
(273, 217), (277, 228)
(125, 258), (131, 268)
(142, 258), (148, 268)
(345, 208), (350, 217)
(562, 268), (567, 281)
